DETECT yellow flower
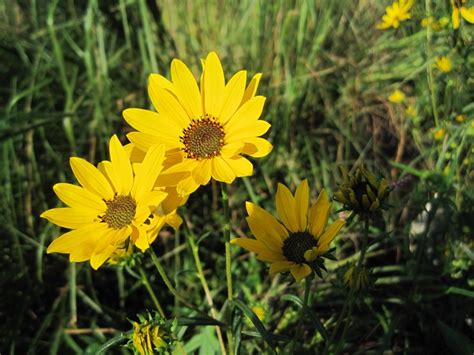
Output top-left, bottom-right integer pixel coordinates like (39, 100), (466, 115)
(434, 127), (446, 140)
(455, 114), (466, 122)
(231, 180), (345, 282)
(405, 105), (417, 117)
(452, 0), (474, 29)
(377, 0), (414, 29)
(132, 321), (166, 355)
(422, 16), (450, 30)
(251, 306), (266, 321)
(123, 51), (272, 196)
(42, 135), (168, 269)
(434, 56), (453, 73)
(388, 89), (406, 103)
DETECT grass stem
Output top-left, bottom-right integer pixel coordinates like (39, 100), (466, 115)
(138, 266), (165, 317)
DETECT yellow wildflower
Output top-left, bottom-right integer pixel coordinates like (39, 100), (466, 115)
(251, 306), (266, 321)
(452, 0), (474, 29)
(388, 89), (406, 103)
(434, 128), (446, 140)
(455, 114), (466, 122)
(434, 56), (453, 73)
(377, 0), (414, 29)
(405, 105), (417, 117)
(132, 321), (166, 355)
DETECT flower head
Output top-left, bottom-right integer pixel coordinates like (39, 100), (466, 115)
(377, 0), (414, 30)
(129, 313), (176, 355)
(455, 114), (466, 123)
(334, 166), (391, 215)
(434, 56), (453, 73)
(434, 127), (446, 140)
(42, 135), (168, 269)
(231, 180), (345, 282)
(452, 0), (474, 29)
(388, 89), (406, 103)
(123, 51), (272, 196)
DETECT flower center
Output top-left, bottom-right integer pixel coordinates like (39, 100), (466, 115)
(102, 194), (136, 229)
(282, 232), (318, 264)
(180, 114), (225, 160)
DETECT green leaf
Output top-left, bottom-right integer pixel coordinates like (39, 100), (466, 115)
(436, 320), (474, 355)
(96, 333), (127, 355)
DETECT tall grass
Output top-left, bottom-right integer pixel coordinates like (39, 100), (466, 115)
(1, 0), (473, 353)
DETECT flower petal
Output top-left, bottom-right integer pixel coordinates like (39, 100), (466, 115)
(241, 137), (273, 158)
(204, 51), (225, 117)
(90, 245), (116, 270)
(246, 201), (288, 241)
(109, 135), (133, 194)
(148, 81), (190, 127)
(226, 120), (271, 143)
(219, 70), (247, 124)
(309, 189), (331, 238)
(171, 59), (203, 119)
(460, 6), (474, 24)
(70, 157), (114, 200)
(176, 175), (200, 196)
(53, 183), (106, 211)
(290, 264), (312, 282)
(223, 155), (253, 177)
(192, 159), (212, 185)
(317, 219), (345, 249)
(226, 96), (266, 130)
(241, 73), (262, 106)
(269, 261), (295, 274)
(47, 223), (108, 254)
(452, 7), (460, 29)
(149, 73), (176, 93)
(131, 144), (165, 201)
(41, 207), (98, 229)
(275, 183), (298, 232)
(295, 180), (309, 232)
(123, 108), (182, 139)
(211, 156), (236, 183)
(231, 237), (267, 254)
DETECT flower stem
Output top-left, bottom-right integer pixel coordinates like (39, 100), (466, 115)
(148, 247), (196, 311)
(221, 182), (235, 355)
(69, 263), (77, 326)
(138, 266), (165, 317)
(425, 0), (439, 127)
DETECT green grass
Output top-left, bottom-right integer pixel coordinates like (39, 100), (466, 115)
(1, 0), (473, 353)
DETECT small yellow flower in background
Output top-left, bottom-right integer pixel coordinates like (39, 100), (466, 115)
(132, 321), (166, 354)
(434, 127), (446, 140)
(123, 51), (272, 196)
(251, 306), (266, 321)
(451, 0), (474, 29)
(455, 114), (466, 122)
(422, 16), (450, 30)
(421, 16), (435, 27)
(377, 0), (414, 29)
(231, 180), (345, 282)
(343, 264), (369, 291)
(42, 135), (168, 269)
(434, 56), (453, 73)
(439, 16), (450, 27)
(334, 166), (391, 215)
(405, 105), (417, 118)
(388, 89), (406, 103)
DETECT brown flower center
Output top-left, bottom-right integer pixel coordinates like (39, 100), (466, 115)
(282, 232), (318, 264)
(180, 114), (225, 160)
(102, 194), (136, 229)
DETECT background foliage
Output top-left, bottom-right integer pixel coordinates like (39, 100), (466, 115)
(1, 0), (473, 353)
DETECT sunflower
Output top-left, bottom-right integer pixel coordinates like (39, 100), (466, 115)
(377, 0), (414, 30)
(42, 135), (168, 269)
(123, 51), (272, 196)
(231, 180), (345, 282)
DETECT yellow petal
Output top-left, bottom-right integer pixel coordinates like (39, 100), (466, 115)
(269, 261), (295, 274)
(41, 207), (98, 229)
(171, 59), (203, 118)
(149, 73), (175, 93)
(295, 179), (309, 232)
(219, 70), (247, 124)
(47, 223), (108, 254)
(226, 120), (271, 143)
(165, 211), (183, 230)
(220, 141), (245, 157)
(241, 137), (273, 158)
(134, 226), (150, 252)
(231, 237), (267, 254)
(317, 219), (345, 249)
(304, 247), (318, 262)
(246, 215), (283, 253)
(53, 183), (106, 211)
(225, 96), (266, 131)
(192, 159), (212, 185)
(176, 175), (200, 195)
(69, 157), (114, 200)
(97, 160), (120, 194)
(211, 156), (236, 183)
(246, 201), (289, 240)
(275, 183), (298, 232)
(223, 155), (253, 177)
(137, 190), (168, 209)
(452, 7), (460, 29)
(460, 6), (474, 23)
(204, 51), (225, 117)
(123, 108), (182, 139)
(131, 145), (165, 201)
(309, 189), (331, 238)
(256, 250), (286, 262)
(91, 245), (116, 270)
(241, 73), (262, 106)
(290, 264), (312, 282)
(109, 135), (133, 194)
(148, 82), (190, 128)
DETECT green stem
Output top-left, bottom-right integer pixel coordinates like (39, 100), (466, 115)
(425, 0), (439, 127)
(293, 276), (312, 350)
(69, 263), (77, 326)
(221, 182), (234, 355)
(148, 248), (196, 311)
(138, 266), (165, 317)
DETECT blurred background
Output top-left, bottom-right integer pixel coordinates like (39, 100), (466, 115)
(1, 0), (473, 353)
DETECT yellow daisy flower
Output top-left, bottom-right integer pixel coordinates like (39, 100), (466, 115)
(434, 127), (446, 140)
(123, 51), (272, 196)
(42, 135), (168, 269)
(388, 89), (406, 103)
(434, 56), (453, 73)
(377, 0), (414, 30)
(231, 180), (345, 282)
(452, 0), (474, 29)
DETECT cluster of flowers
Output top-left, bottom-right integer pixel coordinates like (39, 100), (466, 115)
(41, 52), (352, 283)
